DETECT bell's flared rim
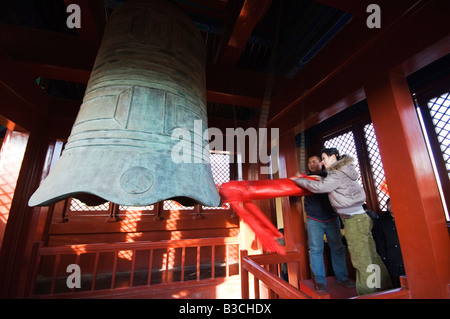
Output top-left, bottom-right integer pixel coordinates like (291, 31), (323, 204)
(28, 148), (221, 208)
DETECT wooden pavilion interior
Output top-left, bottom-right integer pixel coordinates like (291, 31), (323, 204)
(0, 0), (449, 299)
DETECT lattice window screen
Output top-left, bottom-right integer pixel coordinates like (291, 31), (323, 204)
(119, 205), (154, 211)
(203, 152), (231, 210)
(164, 151), (231, 210)
(209, 152), (231, 186)
(163, 199), (195, 211)
(364, 123), (389, 211)
(70, 201), (154, 214)
(69, 198), (109, 212)
(323, 131), (362, 186)
(427, 92), (450, 179)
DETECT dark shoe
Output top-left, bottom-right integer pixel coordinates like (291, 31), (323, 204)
(314, 282), (327, 292)
(336, 279), (355, 288)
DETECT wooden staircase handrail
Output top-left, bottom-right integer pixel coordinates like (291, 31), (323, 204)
(240, 250), (310, 299)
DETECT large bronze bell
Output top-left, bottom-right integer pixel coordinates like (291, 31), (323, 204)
(29, 0), (220, 207)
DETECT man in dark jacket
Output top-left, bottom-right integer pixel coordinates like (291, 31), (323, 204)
(293, 149), (391, 295)
(372, 198), (406, 288)
(302, 155), (353, 291)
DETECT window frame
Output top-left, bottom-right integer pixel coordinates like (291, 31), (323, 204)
(415, 89), (450, 222)
(317, 114), (386, 213)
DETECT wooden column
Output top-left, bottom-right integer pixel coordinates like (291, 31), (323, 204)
(365, 72), (450, 298)
(277, 130), (309, 287)
(238, 161), (261, 255)
(0, 130), (29, 247)
(0, 127), (51, 298)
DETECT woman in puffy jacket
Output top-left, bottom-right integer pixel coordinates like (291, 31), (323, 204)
(292, 148), (392, 295)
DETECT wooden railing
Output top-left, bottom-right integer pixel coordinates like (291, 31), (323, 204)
(240, 250), (310, 299)
(240, 249), (412, 299)
(26, 237), (240, 298)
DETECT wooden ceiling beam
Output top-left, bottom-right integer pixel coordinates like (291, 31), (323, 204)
(0, 50), (49, 123)
(268, 0), (450, 135)
(0, 23), (287, 103)
(207, 91), (264, 109)
(213, 0), (245, 63)
(0, 23), (98, 83)
(221, 0), (272, 65)
(13, 60), (91, 84)
(0, 85), (43, 134)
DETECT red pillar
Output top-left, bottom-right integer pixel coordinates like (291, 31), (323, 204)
(365, 72), (450, 298)
(277, 130), (310, 286)
(0, 128), (51, 298)
(0, 130), (29, 247)
(239, 161), (263, 255)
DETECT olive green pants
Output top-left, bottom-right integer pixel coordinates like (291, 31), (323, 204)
(342, 213), (392, 295)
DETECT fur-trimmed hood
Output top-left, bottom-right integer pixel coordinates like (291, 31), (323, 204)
(327, 156), (359, 181)
(292, 155), (365, 214)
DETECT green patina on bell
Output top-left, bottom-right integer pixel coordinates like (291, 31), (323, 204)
(29, 0), (220, 207)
